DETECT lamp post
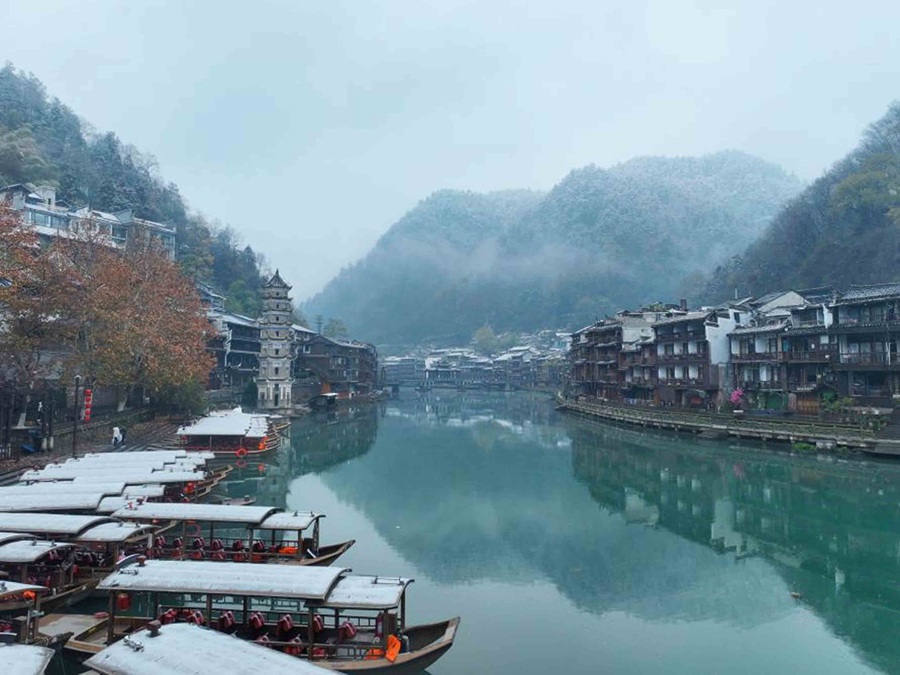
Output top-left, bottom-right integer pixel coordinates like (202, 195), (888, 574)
(72, 375), (81, 458)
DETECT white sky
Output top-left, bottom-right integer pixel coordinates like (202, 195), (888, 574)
(2, 0), (899, 299)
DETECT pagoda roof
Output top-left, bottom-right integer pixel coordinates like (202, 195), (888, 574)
(264, 269), (292, 289)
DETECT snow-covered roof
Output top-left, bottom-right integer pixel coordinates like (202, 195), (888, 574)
(0, 532), (35, 546)
(321, 575), (412, 610)
(112, 502), (280, 525)
(0, 579), (48, 601)
(75, 521), (156, 543)
(0, 643), (55, 675)
(0, 481), (127, 496)
(0, 539), (76, 563)
(77, 450), (196, 463)
(0, 492), (106, 512)
(98, 560), (347, 600)
(22, 469), (206, 485)
(258, 511), (321, 532)
(84, 623), (331, 675)
(0, 512), (115, 536)
(177, 408), (269, 438)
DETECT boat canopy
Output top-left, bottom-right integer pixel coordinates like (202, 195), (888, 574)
(0, 481), (127, 495)
(21, 465), (205, 483)
(0, 539), (76, 564)
(177, 407), (269, 439)
(0, 579), (48, 601)
(79, 450), (194, 462)
(75, 521), (156, 544)
(320, 575), (413, 610)
(0, 532), (35, 546)
(0, 643), (55, 675)
(23, 469), (207, 485)
(0, 513), (116, 536)
(84, 623), (331, 675)
(257, 510), (322, 531)
(112, 502), (280, 525)
(96, 495), (159, 515)
(0, 493), (106, 512)
(98, 559), (347, 601)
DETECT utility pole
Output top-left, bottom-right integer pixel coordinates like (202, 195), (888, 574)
(72, 375), (81, 459)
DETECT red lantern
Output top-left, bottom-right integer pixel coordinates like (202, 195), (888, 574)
(116, 592), (131, 611)
(82, 388), (93, 422)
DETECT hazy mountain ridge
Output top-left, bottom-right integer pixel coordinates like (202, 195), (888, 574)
(703, 102), (900, 300)
(308, 151), (802, 345)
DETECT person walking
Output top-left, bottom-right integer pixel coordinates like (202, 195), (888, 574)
(119, 426), (127, 446)
(112, 426), (121, 447)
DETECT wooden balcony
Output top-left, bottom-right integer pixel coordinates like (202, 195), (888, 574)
(832, 352), (900, 370)
(731, 351), (781, 363)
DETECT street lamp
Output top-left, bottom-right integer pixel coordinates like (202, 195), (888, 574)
(72, 375), (81, 458)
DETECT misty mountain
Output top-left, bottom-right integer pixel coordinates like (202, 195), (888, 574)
(704, 102), (900, 301)
(0, 65), (269, 316)
(307, 151), (802, 345)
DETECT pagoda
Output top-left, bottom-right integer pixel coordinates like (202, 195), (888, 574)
(257, 270), (294, 410)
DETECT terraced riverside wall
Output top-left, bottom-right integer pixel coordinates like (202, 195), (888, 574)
(557, 398), (900, 457)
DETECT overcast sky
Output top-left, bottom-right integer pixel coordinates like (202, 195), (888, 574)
(3, 1), (899, 299)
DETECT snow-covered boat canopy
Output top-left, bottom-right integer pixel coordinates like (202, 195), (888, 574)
(319, 574), (413, 610)
(0, 579), (48, 601)
(257, 510), (322, 531)
(79, 450), (213, 462)
(20, 462), (206, 483)
(0, 643), (55, 675)
(0, 532), (35, 546)
(84, 623), (331, 675)
(0, 539), (76, 564)
(74, 521), (156, 544)
(99, 559), (348, 601)
(111, 503), (321, 531)
(177, 407), (270, 439)
(0, 492), (106, 512)
(0, 512), (116, 536)
(0, 481), (127, 495)
(21, 468), (207, 484)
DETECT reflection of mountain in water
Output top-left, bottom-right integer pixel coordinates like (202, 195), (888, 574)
(320, 393), (795, 630)
(290, 405), (380, 474)
(567, 416), (900, 674)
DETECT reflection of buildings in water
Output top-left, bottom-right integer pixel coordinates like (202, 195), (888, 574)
(568, 416), (900, 674)
(289, 405), (379, 475)
(386, 391), (570, 452)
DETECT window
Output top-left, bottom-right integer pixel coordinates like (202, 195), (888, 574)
(275, 367), (279, 376)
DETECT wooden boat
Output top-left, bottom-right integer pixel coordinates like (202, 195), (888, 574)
(177, 407), (281, 457)
(110, 502), (354, 567)
(55, 557), (459, 674)
(84, 621), (331, 674)
(0, 535), (95, 612)
(0, 514), (156, 579)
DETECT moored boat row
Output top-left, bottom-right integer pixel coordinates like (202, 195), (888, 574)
(0, 413), (460, 673)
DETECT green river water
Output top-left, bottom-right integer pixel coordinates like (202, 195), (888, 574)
(62, 391), (900, 673)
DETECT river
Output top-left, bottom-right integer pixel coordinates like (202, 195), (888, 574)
(245, 391), (900, 674)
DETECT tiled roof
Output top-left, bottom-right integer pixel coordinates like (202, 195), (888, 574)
(729, 320), (789, 336)
(834, 283), (900, 305)
(653, 311), (710, 326)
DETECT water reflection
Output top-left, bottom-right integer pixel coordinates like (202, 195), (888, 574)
(289, 392), (900, 673)
(568, 416), (900, 673)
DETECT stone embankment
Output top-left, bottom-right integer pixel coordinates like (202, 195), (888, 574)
(557, 398), (900, 457)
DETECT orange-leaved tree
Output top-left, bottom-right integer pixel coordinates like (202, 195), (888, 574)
(0, 203), (72, 392)
(54, 220), (213, 409)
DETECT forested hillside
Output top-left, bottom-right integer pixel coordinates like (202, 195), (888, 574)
(307, 151), (802, 345)
(0, 65), (266, 315)
(704, 102), (900, 301)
